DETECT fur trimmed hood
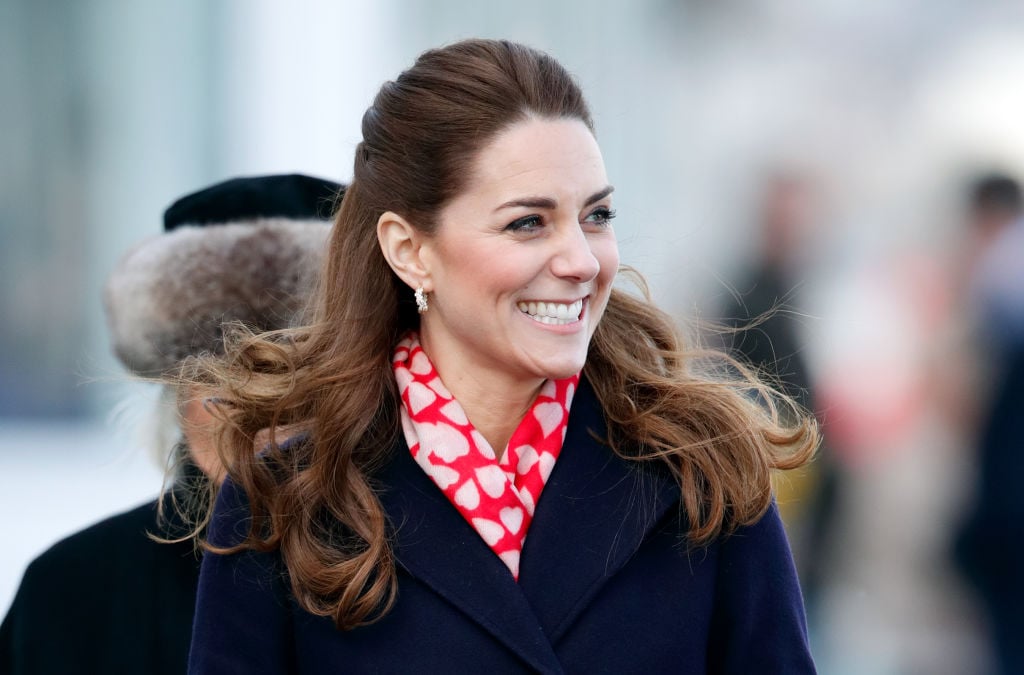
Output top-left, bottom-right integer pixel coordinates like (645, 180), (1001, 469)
(104, 216), (330, 377)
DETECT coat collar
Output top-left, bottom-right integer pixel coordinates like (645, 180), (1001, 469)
(375, 377), (680, 672)
(518, 378), (682, 642)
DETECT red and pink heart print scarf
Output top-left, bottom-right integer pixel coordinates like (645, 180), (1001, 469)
(393, 333), (578, 579)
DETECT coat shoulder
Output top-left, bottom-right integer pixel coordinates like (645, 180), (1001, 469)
(707, 502), (816, 673)
(21, 500), (164, 585)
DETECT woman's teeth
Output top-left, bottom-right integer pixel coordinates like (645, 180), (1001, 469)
(516, 299), (583, 325)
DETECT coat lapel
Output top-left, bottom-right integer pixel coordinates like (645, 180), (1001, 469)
(376, 436), (566, 675)
(517, 377), (681, 643)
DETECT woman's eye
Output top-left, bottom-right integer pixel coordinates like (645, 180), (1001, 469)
(584, 206), (617, 227)
(504, 215), (543, 232)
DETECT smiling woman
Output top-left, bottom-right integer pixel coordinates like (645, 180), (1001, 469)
(378, 117), (619, 457)
(185, 39), (818, 674)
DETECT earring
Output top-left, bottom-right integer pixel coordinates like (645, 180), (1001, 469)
(415, 286), (428, 314)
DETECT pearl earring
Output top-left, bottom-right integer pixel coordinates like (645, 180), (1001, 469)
(415, 286), (428, 314)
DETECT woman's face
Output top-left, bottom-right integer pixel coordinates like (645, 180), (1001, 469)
(418, 117), (619, 390)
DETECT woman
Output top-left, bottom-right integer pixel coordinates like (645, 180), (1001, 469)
(188, 39), (818, 674)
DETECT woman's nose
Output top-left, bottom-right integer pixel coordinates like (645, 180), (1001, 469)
(551, 224), (600, 282)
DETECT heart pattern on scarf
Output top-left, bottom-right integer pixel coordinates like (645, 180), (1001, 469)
(393, 333), (578, 579)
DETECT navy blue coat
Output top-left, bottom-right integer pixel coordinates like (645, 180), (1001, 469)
(189, 379), (814, 673)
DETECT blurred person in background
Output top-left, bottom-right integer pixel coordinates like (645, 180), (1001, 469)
(965, 174), (1024, 355)
(933, 174), (1024, 432)
(953, 173), (1024, 675)
(721, 171), (817, 407)
(185, 39), (819, 673)
(718, 170), (839, 611)
(0, 174), (341, 675)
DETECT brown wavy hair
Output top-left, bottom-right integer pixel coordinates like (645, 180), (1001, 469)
(186, 38), (817, 630)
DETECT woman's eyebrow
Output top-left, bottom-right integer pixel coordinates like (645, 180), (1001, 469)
(585, 185), (615, 206)
(493, 185), (615, 213)
(494, 196), (557, 212)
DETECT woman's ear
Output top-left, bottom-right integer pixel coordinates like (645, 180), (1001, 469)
(376, 211), (431, 291)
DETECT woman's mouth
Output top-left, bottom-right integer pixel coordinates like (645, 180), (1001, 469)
(516, 298), (584, 326)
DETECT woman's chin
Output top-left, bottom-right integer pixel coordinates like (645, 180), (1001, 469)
(527, 353), (588, 382)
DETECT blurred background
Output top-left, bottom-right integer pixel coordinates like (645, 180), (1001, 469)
(3, 1), (1024, 672)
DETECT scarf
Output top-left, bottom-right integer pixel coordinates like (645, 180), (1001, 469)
(393, 333), (578, 579)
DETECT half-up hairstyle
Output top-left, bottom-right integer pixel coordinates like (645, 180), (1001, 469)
(186, 38), (816, 631)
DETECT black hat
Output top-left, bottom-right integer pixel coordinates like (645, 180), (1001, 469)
(104, 174), (344, 376)
(163, 173), (341, 231)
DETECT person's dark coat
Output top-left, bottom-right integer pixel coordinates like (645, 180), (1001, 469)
(720, 263), (811, 406)
(955, 345), (1024, 675)
(188, 378), (815, 674)
(0, 495), (202, 675)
